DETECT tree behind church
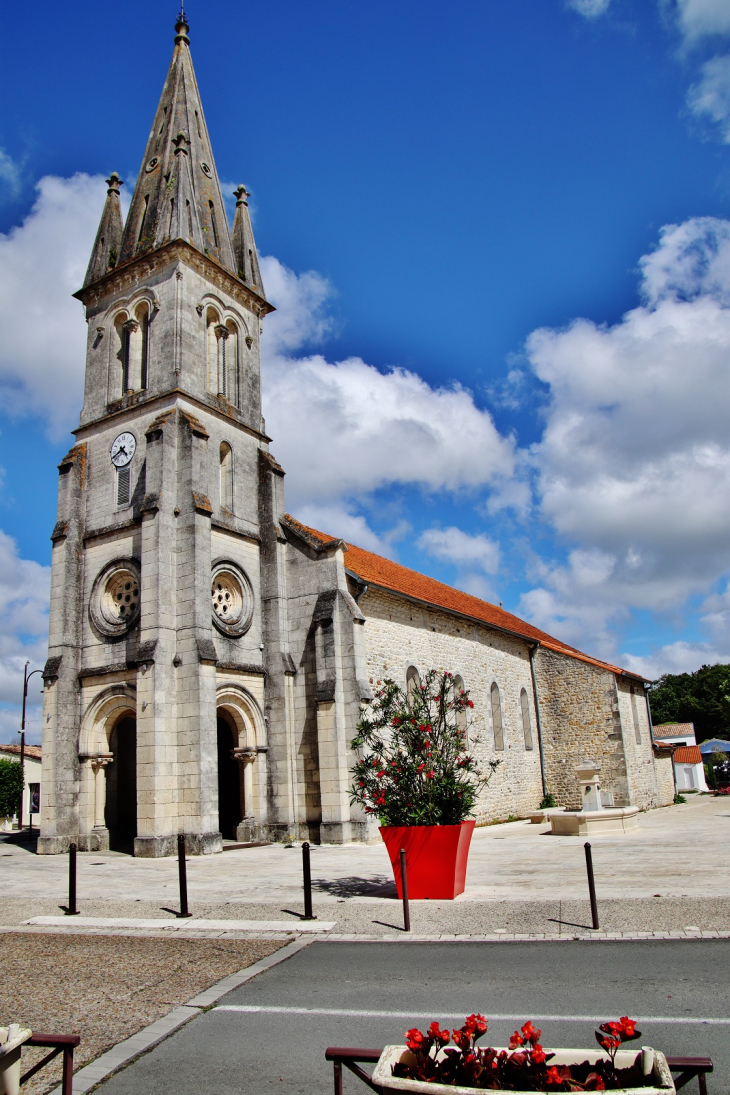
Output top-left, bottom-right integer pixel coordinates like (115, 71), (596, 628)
(649, 663), (730, 743)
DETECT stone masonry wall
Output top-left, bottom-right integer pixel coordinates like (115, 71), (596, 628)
(615, 677), (668, 809)
(360, 588), (545, 822)
(653, 749), (676, 806)
(534, 649), (626, 809)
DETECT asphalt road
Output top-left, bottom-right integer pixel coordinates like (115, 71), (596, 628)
(96, 940), (729, 1095)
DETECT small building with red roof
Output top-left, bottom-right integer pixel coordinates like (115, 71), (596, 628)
(652, 724), (708, 792)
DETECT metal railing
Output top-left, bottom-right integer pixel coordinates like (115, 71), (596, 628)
(20, 1033), (80, 1095)
(324, 1048), (713, 1095)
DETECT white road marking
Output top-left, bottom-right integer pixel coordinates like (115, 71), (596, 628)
(214, 1005), (730, 1025)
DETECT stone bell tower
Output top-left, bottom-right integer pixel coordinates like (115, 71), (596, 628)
(37, 10), (287, 856)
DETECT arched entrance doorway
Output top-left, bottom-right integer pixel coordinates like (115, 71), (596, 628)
(105, 716), (137, 851)
(217, 713), (242, 839)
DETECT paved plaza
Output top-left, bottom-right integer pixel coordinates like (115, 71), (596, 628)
(2, 796), (729, 937)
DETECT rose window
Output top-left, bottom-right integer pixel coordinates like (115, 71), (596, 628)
(90, 559), (142, 637)
(104, 570), (140, 623)
(212, 571), (243, 624)
(210, 563), (254, 636)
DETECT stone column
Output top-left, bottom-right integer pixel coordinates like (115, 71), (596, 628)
(233, 749), (256, 841)
(90, 754), (113, 850)
(215, 324), (229, 397)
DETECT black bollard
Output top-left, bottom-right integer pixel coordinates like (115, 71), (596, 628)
(584, 841), (599, 930)
(400, 848), (411, 932)
(302, 841), (316, 920)
(177, 833), (192, 918)
(66, 842), (79, 916)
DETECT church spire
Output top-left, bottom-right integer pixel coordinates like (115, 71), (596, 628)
(231, 185), (264, 294)
(83, 173), (124, 288)
(117, 11), (236, 273)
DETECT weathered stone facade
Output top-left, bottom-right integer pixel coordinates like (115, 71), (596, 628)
(38, 17), (673, 858)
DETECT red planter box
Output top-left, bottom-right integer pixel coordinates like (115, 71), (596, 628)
(379, 820), (476, 900)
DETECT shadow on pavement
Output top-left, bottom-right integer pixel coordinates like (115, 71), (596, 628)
(313, 875), (397, 898)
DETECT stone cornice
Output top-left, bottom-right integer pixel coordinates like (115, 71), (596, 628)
(73, 239), (275, 318)
(73, 389), (272, 444)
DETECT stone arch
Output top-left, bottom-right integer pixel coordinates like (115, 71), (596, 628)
(215, 683), (266, 750)
(405, 665), (421, 698)
(206, 305), (221, 391)
(77, 685), (136, 851)
(102, 287), (160, 322)
(79, 684), (137, 756)
(490, 680), (504, 751)
(196, 293), (250, 336)
(216, 684), (267, 839)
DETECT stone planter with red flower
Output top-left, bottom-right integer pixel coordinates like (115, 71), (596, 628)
(350, 670), (500, 899)
(371, 1014), (674, 1093)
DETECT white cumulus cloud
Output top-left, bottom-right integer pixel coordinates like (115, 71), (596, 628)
(672, 0), (730, 42)
(419, 526), (501, 575)
(565, 0), (612, 18)
(0, 530), (50, 745)
(687, 54), (730, 141)
(0, 173), (116, 439)
(0, 148), (21, 201)
(260, 256), (516, 511)
(519, 215), (730, 658)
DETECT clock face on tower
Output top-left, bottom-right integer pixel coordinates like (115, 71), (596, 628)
(110, 432), (136, 468)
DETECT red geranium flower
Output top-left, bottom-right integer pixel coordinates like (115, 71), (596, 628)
(521, 1022), (541, 1045)
(427, 1021), (450, 1044)
(405, 1028), (424, 1051)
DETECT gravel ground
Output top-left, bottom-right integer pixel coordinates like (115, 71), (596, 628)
(2, 895), (730, 935)
(0, 934), (285, 1095)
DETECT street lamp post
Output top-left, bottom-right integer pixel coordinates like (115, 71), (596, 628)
(19, 662), (43, 830)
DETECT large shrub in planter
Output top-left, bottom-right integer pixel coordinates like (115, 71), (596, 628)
(350, 670), (500, 826)
(0, 758), (23, 818)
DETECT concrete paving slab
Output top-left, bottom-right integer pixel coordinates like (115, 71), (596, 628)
(23, 915), (335, 932)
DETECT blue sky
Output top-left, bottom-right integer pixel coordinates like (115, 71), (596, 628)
(3, 0), (730, 741)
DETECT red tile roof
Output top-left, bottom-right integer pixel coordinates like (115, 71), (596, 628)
(0, 743), (41, 760)
(653, 723), (695, 738)
(673, 745), (702, 765)
(283, 514), (646, 680)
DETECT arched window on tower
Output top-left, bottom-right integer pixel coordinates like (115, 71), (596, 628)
(220, 442), (233, 512)
(225, 320), (238, 405)
(520, 688), (534, 751)
(630, 686), (642, 744)
(131, 302), (149, 390)
(491, 682), (504, 751)
(406, 665), (421, 699)
(206, 307), (220, 391)
(452, 675), (468, 743)
(113, 313), (131, 395)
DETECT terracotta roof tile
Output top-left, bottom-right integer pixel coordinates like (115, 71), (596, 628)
(284, 515), (645, 679)
(653, 723), (695, 737)
(673, 745), (702, 765)
(0, 743), (41, 760)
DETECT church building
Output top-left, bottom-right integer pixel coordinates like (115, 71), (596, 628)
(38, 14), (673, 856)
